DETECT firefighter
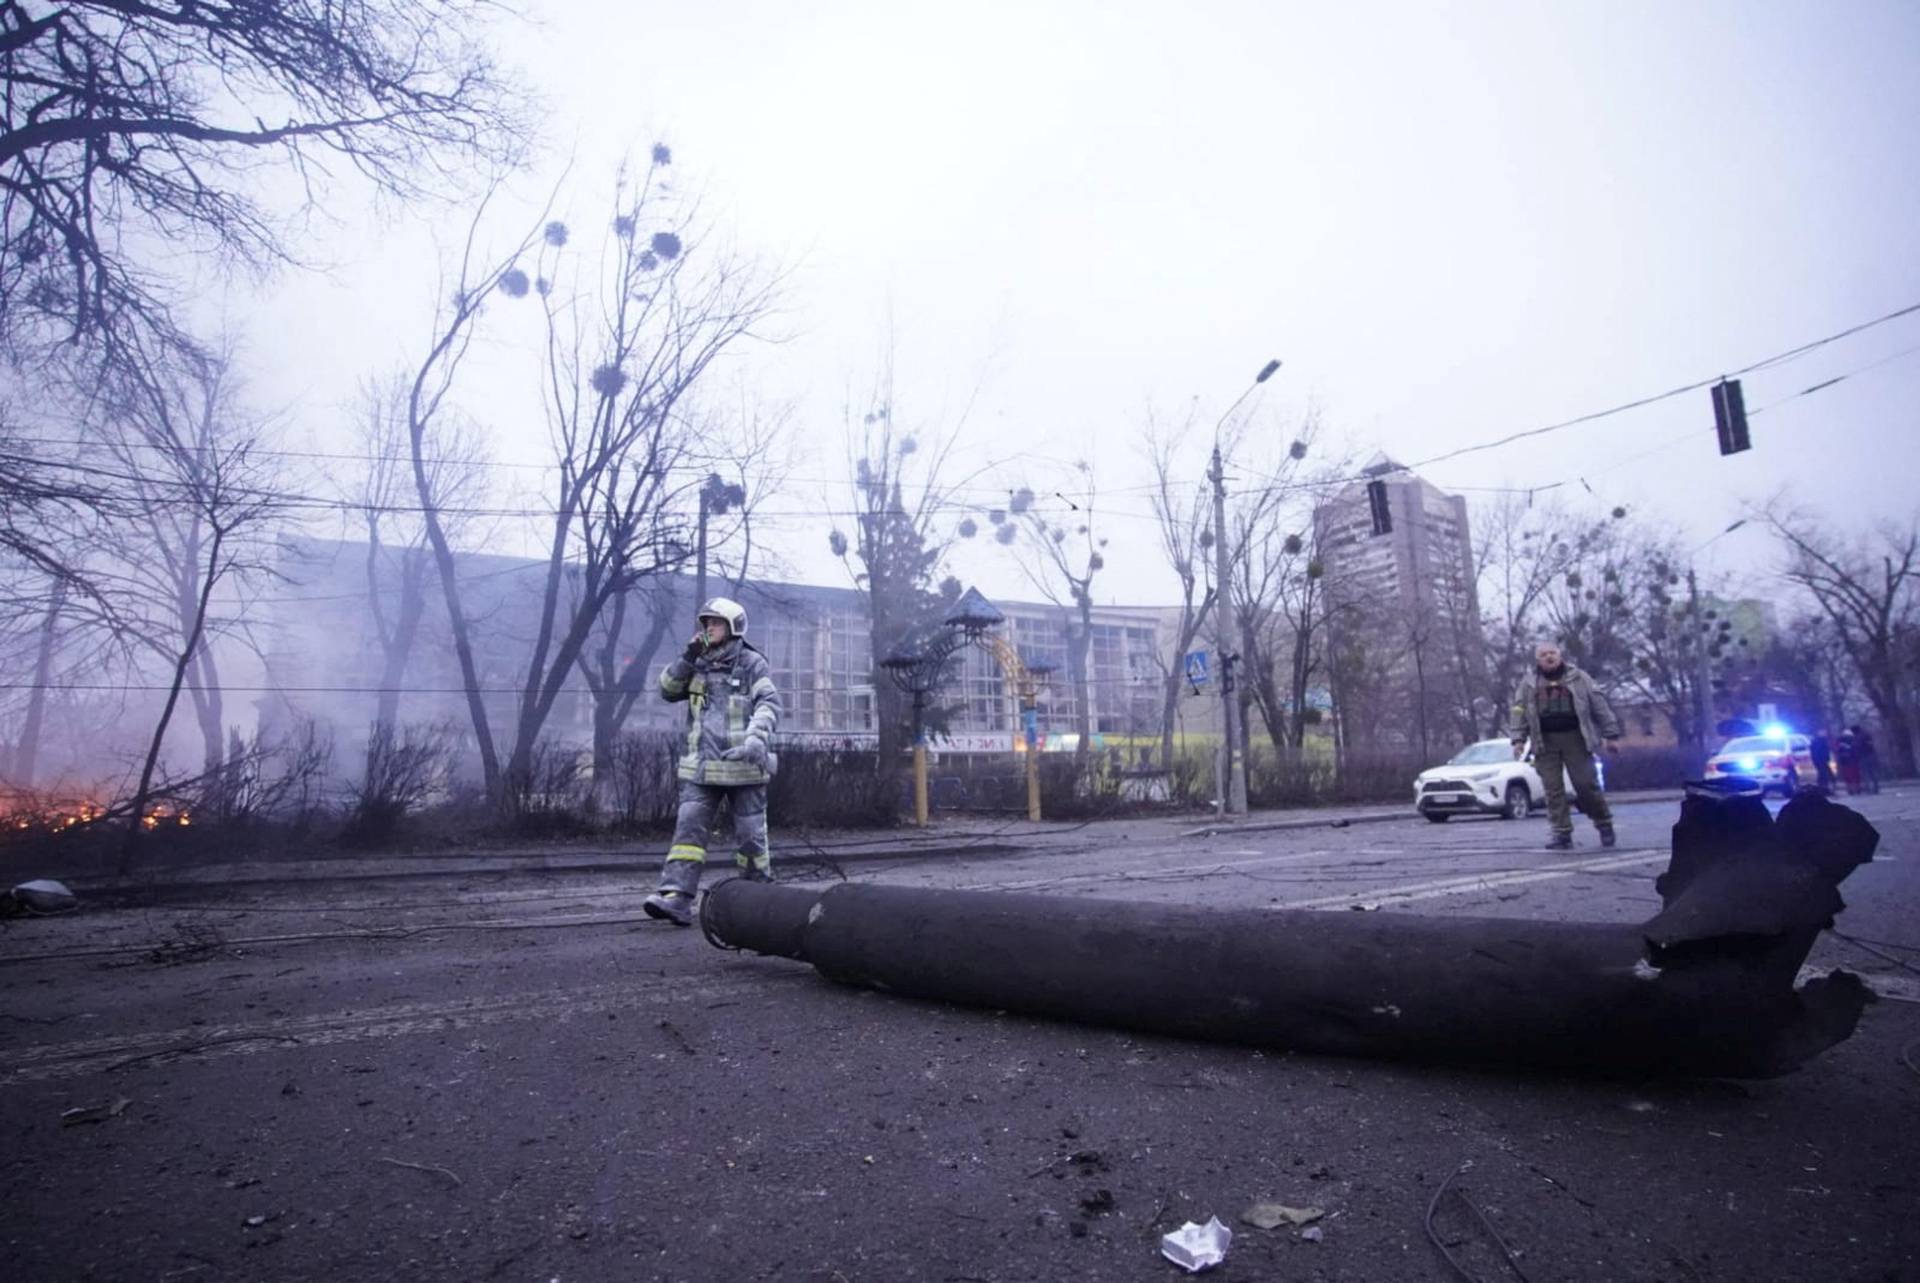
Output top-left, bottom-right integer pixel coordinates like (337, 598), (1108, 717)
(642, 597), (782, 926)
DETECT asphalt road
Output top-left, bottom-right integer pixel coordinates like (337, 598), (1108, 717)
(3, 790), (1916, 1282)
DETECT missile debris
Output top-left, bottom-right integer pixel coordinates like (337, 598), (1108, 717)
(703, 789), (1877, 1078)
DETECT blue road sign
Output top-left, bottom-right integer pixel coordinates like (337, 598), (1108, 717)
(1184, 650), (1210, 687)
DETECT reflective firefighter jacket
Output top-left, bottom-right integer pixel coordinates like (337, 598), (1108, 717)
(659, 637), (782, 786)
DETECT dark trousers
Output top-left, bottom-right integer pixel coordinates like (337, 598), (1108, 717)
(1535, 730), (1612, 835)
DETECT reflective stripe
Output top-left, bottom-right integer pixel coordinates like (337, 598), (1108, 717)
(697, 759), (768, 785)
(750, 676), (776, 700)
(666, 844), (706, 863)
(684, 675), (707, 761)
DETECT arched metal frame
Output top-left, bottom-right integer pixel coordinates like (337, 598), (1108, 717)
(880, 592), (1053, 825)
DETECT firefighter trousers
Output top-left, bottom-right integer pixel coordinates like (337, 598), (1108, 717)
(654, 780), (771, 896)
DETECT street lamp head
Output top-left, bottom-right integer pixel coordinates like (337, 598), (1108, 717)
(1255, 359), (1282, 384)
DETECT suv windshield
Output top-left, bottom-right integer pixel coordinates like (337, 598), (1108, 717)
(1720, 736), (1788, 755)
(1446, 742), (1510, 766)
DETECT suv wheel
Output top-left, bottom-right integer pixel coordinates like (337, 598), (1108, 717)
(1501, 781), (1530, 820)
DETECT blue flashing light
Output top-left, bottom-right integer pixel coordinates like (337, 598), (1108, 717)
(1738, 756), (1760, 770)
(1762, 722), (1789, 739)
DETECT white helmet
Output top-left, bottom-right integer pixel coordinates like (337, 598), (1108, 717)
(697, 596), (748, 638)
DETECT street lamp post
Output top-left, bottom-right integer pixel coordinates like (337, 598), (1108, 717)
(1687, 519), (1750, 752)
(1022, 660), (1057, 823)
(1210, 357), (1282, 816)
(881, 645), (948, 827)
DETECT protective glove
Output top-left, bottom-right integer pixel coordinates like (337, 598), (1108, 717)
(681, 634), (707, 664)
(722, 736), (768, 767)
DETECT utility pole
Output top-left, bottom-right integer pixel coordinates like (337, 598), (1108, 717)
(1210, 444), (1248, 814)
(1686, 566), (1711, 753)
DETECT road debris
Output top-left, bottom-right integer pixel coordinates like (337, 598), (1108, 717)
(59, 1096), (130, 1126)
(1160, 1216), (1232, 1272)
(701, 789), (1879, 1078)
(375, 1156), (462, 1186)
(1241, 1201), (1323, 1229)
(1425, 1161), (1529, 1283)
(6, 879), (77, 915)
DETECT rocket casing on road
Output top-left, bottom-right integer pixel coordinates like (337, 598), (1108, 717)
(702, 790), (1879, 1079)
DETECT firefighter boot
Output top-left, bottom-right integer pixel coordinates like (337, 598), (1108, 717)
(642, 854), (703, 926)
(1544, 831), (1574, 851)
(1597, 823), (1617, 848)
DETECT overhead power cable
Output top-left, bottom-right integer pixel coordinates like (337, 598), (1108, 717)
(1410, 338), (1920, 501)
(1232, 298), (1920, 498)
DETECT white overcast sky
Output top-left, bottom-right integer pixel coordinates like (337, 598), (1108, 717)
(244, 0), (1920, 608)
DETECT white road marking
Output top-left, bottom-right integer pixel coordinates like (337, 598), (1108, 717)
(1798, 966), (1920, 1004)
(1272, 849), (1670, 911)
(0, 971), (795, 1086)
(947, 846), (1342, 892)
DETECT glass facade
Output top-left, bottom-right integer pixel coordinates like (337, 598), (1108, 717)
(823, 605), (874, 732)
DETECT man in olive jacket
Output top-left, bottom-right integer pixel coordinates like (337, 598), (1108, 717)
(1508, 641), (1621, 850)
(642, 596), (782, 926)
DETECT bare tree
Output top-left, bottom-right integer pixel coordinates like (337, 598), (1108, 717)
(0, 0), (529, 360)
(345, 369), (489, 731)
(402, 182), (561, 796)
(406, 157), (774, 804)
(1141, 410), (1215, 772)
(1322, 593), (1400, 759)
(1473, 495), (1614, 734)
(1005, 464), (1104, 768)
(496, 169), (771, 802)
(577, 576), (678, 804)
(1223, 415), (1323, 753)
(575, 399), (789, 797)
(0, 393), (134, 783)
(828, 355), (971, 765)
(96, 341), (286, 853)
(1766, 510), (1919, 776)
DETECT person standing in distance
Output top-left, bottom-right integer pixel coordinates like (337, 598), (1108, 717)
(642, 597), (782, 927)
(1508, 640), (1622, 850)
(1851, 724), (1882, 795)
(1808, 727), (1835, 793)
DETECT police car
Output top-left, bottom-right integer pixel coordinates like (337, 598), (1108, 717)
(1703, 730), (1815, 797)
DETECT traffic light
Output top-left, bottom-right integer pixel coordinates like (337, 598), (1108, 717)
(1712, 378), (1750, 455)
(1366, 478), (1392, 536)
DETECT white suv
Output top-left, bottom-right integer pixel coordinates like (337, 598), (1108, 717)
(1413, 738), (1542, 823)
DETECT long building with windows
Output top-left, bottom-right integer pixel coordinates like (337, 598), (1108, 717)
(257, 538), (1170, 781)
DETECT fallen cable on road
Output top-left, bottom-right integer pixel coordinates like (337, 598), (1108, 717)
(375, 1156), (462, 1187)
(700, 788), (1880, 1079)
(1425, 1161), (1534, 1283)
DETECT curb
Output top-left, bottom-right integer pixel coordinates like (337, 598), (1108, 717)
(1181, 788), (1691, 840)
(1181, 809), (1413, 839)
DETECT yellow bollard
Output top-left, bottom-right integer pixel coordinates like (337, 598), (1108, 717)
(913, 741), (929, 826)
